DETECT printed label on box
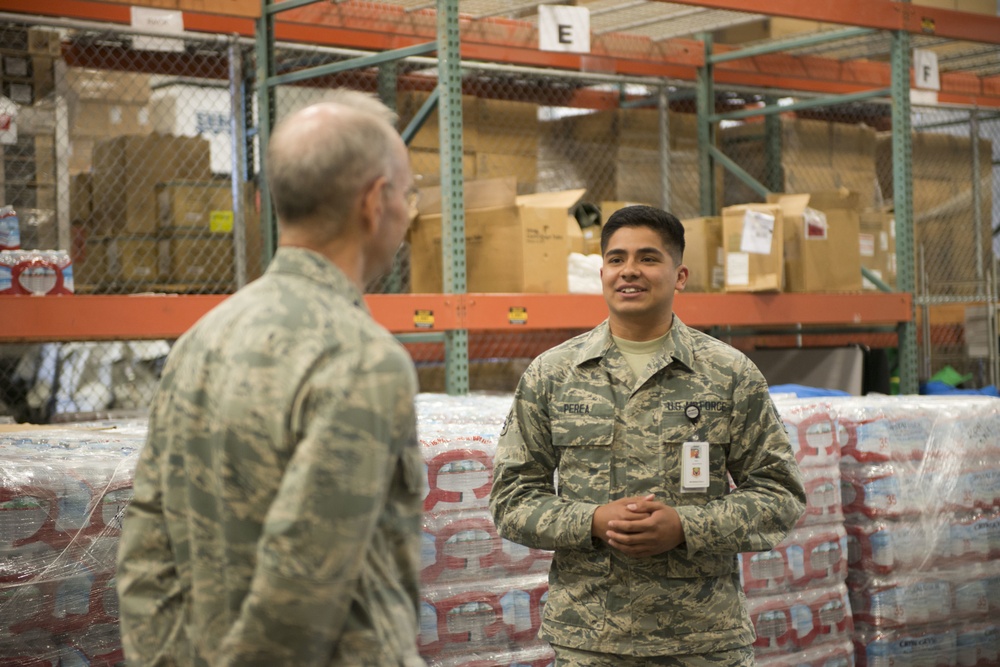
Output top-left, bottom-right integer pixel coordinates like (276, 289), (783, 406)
(726, 252), (750, 286)
(804, 208), (828, 240)
(859, 233), (875, 258)
(210, 210), (233, 233)
(740, 210), (775, 255)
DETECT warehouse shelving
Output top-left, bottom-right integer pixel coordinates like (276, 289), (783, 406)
(2, 0), (998, 394)
(0, 292), (913, 342)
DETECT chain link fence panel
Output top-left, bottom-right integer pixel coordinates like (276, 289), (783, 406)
(2, 20), (999, 418)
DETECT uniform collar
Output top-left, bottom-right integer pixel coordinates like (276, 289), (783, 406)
(574, 316), (695, 373)
(267, 247), (368, 312)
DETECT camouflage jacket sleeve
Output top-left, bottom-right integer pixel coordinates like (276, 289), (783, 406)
(116, 397), (187, 666)
(213, 343), (418, 665)
(490, 360), (599, 550)
(674, 354), (806, 557)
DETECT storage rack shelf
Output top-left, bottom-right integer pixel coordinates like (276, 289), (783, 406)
(0, 292), (912, 342)
(5, 0), (1000, 107)
(3, 0), (995, 392)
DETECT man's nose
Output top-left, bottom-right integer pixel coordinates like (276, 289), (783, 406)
(621, 259), (640, 277)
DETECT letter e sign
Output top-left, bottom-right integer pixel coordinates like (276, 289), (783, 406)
(538, 5), (590, 54)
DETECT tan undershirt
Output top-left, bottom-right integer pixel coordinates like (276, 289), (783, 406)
(612, 331), (671, 381)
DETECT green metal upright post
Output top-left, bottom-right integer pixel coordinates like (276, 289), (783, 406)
(438, 0), (469, 395)
(255, 1), (276, 263)
(379, 62), (404, 294)
(891, 29), (918, 394)
(696, 33), (716, 216)
(658, 85), (671, 212)
(971, 109), (984, 293)
(764, 97), (783, 194)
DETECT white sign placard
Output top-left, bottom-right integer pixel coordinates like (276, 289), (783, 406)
(914, 48), (941, 91)
(131, 7), (185, 52)
(539, 5), (590, 54)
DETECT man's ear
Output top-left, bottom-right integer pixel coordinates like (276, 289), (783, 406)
(359, 176), (388, 235)
(675, 264), (690, 292)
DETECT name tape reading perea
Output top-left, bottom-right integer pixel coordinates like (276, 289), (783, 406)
(558, 400), (732, 414)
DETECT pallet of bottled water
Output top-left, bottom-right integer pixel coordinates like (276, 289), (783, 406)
(0, 421), (144, 665)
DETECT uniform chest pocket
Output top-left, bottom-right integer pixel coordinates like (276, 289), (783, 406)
(660, 414), (730, 504)
(551, 403), (614, 504)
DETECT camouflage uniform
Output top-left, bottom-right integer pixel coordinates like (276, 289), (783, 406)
(117, 248), (426, 667)
(490, 317), (805, 658)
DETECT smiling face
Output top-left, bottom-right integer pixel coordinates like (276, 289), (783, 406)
(600, 224), (688, 340)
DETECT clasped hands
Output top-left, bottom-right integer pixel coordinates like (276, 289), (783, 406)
(591, 494), (685, 559)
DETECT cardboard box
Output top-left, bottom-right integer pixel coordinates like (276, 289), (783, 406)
(33, 134), (54, 185)
(66, 69), (152, 105)
(156, 180), (263, 284)
(105, 235), (161, 283)
(769, 191), (862, 293)
(475, 152), (538, 192)
(681, 216), (723, 293)
(409, 147), (476, 186)
(409, 177), (583, 294)
(156, 180), (237, 231)
(69, 138), (95, 174)
(27, 28), (61, 57)
(70, 100), (152, 139)
(161, 231), (235, 285)
(92, 134), (212, 234)
(859, 210), (896, 291)
(397, 90), (479, 152)
(397, 92), (540, 157)
(721, 203), (783, 292)
(475, 98), (539, 155)
(70, 173), (93, 223)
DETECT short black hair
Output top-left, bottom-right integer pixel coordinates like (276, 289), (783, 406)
(600, 205), (685, 264)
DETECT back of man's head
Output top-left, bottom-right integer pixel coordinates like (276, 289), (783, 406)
(600, 205), (685, 264)
(267, 89), (400, 239)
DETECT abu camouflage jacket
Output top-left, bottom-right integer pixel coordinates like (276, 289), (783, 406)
(117, 247), (425, 667)
(490, 317), (805, 656)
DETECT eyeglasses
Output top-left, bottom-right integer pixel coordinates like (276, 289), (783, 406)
(405, 185), (420, 213)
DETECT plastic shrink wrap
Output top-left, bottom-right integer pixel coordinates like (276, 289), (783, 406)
(0, 421), (144, 666)
(835, 397), (1000, 667)
(415, 394), (553, 665)
(742, 396), (853, 664)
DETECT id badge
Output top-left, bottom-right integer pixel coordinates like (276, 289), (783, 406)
(681, 442), (710, 493)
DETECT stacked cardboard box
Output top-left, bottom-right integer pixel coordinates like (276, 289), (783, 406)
(769, 189), (863, 293)
(398, 92), (540, 193)
(0, 26), (59, 107)
(0, 132), (55, 211)
(0, 28), (60, 215)
(409, 176), (584, 294)
(75, 134), (213, 291)
(156, 180), (263, 287)
(681, 216), (724, 293)
(541, 108), (713, 220)
(714, 0), (996, 45)
(721, 118), (881, 212)
(721, 203), (784, 292)
(66, 68), (154, 174)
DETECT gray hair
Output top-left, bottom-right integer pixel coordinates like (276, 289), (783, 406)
(266, 89), (402, 234)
